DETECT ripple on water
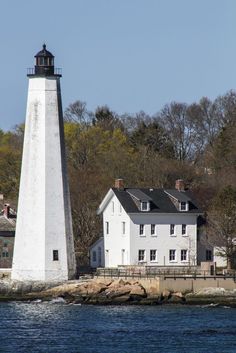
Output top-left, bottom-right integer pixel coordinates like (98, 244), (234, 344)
(0, 303), (236, 353)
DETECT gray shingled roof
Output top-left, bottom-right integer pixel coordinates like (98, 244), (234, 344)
(127, 189), (152, 202)
(112, 188), (202, 214)
(164, 189), (192, 202)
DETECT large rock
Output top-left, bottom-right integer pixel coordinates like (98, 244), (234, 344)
(108, 279), (127, 288)
(168, 294), (185, 304)
(192, 287), (230, 297)
(105, 285), (132, 299)
(112, 295), (130, 303)
(94, 279), (113, 287)
(130, 285), (146, 297)
(172, 291), (184, 298)
(75, 282), (107, 296)
(162, 289), (171, 298)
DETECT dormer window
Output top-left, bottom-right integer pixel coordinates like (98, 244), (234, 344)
(141, 201), (150, 211)
(180, 201), (188, 211)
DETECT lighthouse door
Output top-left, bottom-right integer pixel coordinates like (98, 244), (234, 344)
(105, 250), (109, 267)
(121, 249), (125, 265)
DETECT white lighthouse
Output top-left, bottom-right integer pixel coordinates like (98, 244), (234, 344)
(12, 45), (76, 281)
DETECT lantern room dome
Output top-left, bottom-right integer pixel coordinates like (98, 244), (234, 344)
(35, 44), (54, 58)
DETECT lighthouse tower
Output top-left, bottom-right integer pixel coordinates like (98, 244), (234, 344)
(12, 45), (76, 281)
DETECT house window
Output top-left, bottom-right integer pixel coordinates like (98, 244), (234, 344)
(151, 224), (156, 236)
(169, 249), (176, 261)
(181, 249), (188, 262)
(138, 250), (145, 262)
(182, 224), (186, 235)
(105, 222), (109, 235)
(119, 204), (122, 213)
(180, 202), (187, 211)
(206, 249), (212, 261)
(53, 250), (59, 261)
(141, 202), (149, 211)
(139, 224), (144, 235)
(122, 222), (126, 234)
(92, 251), (97, 262)
(150, 249), (157, 262)
(111, 201), (114, 214)
(170, 224), (175, 236)
(2, 252), (9, 258)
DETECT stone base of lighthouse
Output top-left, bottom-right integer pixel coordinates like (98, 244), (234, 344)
(12, 76), (76, 282)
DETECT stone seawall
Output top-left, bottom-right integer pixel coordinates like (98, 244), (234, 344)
(1, 277), (236, 306)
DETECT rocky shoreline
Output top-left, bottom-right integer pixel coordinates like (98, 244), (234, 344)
(1, 278), (236, 307)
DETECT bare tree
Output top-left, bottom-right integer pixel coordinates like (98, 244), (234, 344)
(207, 185), (236, 270)
(158, 102), (201, 162)
(64, 100), (93, 126)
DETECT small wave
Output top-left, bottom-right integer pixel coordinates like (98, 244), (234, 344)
(32, 299), (42, 303)
(49, 297), (66, 304)
(201, 303), (219, 308)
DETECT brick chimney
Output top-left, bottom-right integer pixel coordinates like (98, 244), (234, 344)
(3, 204), (10, 218)
(115, 178), (124, 190)
(175, 179), (185, 192)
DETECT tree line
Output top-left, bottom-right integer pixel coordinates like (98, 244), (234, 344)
(1, 90), (236, 267)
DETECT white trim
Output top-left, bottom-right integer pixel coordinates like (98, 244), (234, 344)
(169, 249), (176, 262)
(97, 189), (115, 215)
(151, 224), (157, 237)
(180, 249), (188, 262)
(138, 249), (146, 262)
(139, 224), (145, 236)
(170, 224), (176, 237)
(150, 249), (157, 262)
(179, 201), (189, 212)
(164, 190), (179, 201)
(141, 201), (150, 212)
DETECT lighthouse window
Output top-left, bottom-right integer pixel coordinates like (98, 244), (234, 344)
(53, 250), (59, 261)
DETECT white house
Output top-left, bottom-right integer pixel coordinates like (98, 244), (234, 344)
(95, 179), (210, 268)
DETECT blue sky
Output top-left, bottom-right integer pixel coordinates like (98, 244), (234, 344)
(0, 0), (235, 130)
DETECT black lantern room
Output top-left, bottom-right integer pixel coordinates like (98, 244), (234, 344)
(34, 44), (54, 75)
(27, 44), (62, 77)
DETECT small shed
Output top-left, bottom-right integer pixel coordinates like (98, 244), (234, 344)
(0, 204), (16, 268)
(90, 237), (104, 268)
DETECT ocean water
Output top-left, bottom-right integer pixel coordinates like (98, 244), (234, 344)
(0, 301), (236, 353)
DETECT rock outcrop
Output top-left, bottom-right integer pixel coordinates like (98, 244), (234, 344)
(0, 279), (236, 306)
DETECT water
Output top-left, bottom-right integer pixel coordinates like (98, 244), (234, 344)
(1, 302), (236, 353)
